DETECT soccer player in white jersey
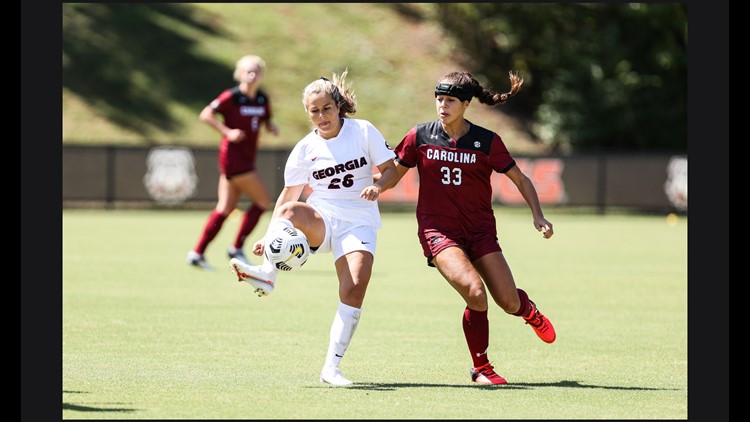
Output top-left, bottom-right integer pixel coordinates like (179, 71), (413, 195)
(229, 70), (397, 386)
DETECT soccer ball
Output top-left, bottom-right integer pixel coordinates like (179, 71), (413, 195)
(264, 226), (310, 271)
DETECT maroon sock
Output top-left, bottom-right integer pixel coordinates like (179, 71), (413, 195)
(462, 307), (490, 368)
(234, 204), (265, 249)
(194, 211), (227, 254)
(513, 288), (534, 318)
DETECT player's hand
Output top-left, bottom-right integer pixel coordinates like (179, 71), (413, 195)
(267, 122), (280, 136)
(252, 238), (265, 256)
(226, 128), (246, 142)
(360, 185), (381, 201)
(535, 218), (554, 239)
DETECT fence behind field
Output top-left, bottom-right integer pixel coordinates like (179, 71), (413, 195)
(62, 145), (687, 214)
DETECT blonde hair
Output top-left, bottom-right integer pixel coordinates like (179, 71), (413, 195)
(302, 69), (357, 117)
(233, 55), (266, 82)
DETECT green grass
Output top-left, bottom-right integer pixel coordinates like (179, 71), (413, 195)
(62, 209), (687, 419)
(62, 3), (542, 154)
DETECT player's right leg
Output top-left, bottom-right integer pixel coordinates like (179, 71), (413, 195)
(229, 257), (276, 297)
(470, 362), (507, 385)
(230, 212), (288, 296)
(229, 171), (272, 263)
(187, 176), (238, 270)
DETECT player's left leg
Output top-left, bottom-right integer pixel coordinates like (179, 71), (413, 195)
(319, 300), (362, 386)
(432, 245), (506, 384)
(320, 229), (374, 386)
(475, 251), (556, 344)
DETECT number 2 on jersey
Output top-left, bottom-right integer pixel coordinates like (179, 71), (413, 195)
(327, 173), (354, 189)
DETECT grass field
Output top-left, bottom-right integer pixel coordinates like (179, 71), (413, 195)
(62, 3), (541, 154)
(62, 208), (687, 419)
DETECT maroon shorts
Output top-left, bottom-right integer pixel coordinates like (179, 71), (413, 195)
(219, 149), (256, 179)
(220, 158), (256, 179)
(224, 166), (256, 180)
(418, 228), (501, 267)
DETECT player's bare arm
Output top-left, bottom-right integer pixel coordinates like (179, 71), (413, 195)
(504, 165), (553, 239)
(373, 160), (409, 194)
(361, 159), (399, 201)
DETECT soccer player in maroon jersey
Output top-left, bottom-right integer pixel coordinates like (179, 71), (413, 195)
(376, 71), (556, 385)
(186, 55), (279, 270)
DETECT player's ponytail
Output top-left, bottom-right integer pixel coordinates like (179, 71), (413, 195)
(438, 70), (523, 106)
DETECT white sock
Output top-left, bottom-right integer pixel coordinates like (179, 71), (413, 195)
(260, 218), (294, 274)
(323, 302), (361, 372)
(267, 217), (293, 234)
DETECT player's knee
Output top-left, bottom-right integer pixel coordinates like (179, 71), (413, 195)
(339, 286), (367, 308)
(214, 206), (233, 216)
(275, 202), (297, 219)
(464, 283), (489, 309)
(276, 202), (313, 224)
(496, 295), (521, 314)
(259, 201), (272, 210)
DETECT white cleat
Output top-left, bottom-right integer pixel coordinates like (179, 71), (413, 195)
(319, 368), (353, 386)
(229, 258), (276, 297)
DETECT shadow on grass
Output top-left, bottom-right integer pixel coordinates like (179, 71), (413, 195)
(63, 403), (138, 413)
(62, 4), (233, 141)
(63, 391), (139, 413)
(314, 380), (680, 391)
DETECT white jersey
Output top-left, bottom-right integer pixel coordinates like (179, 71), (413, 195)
(284, 118), (395, 228)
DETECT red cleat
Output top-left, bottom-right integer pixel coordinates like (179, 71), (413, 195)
(470, 362), (507, 385)
(524, 300), (556, 343)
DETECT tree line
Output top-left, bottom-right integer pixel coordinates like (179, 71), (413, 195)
(431, 3), (687, 152)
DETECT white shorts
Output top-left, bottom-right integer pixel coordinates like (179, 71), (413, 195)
(309, 203), (377, 261)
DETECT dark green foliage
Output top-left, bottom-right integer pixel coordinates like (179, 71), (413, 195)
(63, 3), (687, 152)
(63, 4), (230, 140)
(432, 3), (687, 152)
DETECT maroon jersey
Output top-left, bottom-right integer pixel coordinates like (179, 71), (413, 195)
(211, 87), (272, 177)
(394, 120), (516, 237)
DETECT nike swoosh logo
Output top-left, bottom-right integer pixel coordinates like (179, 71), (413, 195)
(311, 157), (318, 161)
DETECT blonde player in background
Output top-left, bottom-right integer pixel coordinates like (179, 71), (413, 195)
(186, 55), (279, 270)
